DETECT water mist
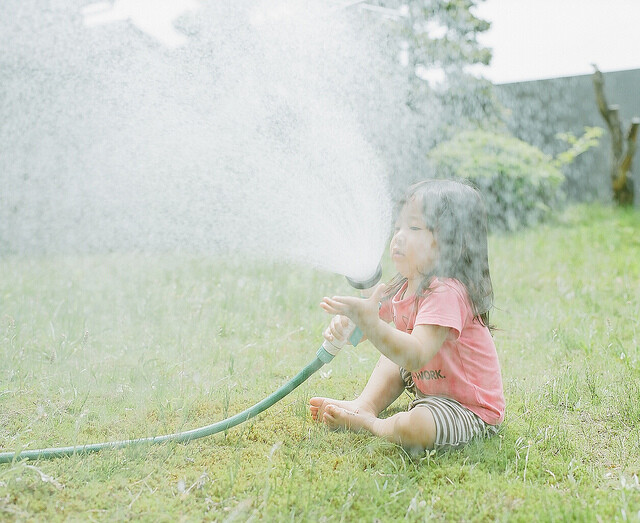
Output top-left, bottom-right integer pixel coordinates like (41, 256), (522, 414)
(1, 0), (396, 281)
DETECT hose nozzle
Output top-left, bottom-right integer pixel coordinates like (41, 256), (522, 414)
(320, 263), (383, 360)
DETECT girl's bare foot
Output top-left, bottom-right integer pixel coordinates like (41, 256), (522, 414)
(309, 397), (375, 424)
(321, 404), (377, 433)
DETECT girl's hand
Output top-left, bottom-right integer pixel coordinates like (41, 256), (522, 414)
(320, 283), (386, 332)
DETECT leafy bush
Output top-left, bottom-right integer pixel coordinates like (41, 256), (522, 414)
(428, 130), (565, 231)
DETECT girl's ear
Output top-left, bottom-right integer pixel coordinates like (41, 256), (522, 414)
(429, 231), (439, 257)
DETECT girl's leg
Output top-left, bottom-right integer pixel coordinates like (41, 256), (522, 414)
(310, 355), (405, 420)
(322, 404), (437, 452)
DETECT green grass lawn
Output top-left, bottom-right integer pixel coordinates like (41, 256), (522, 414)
(1, 204), (639, 521)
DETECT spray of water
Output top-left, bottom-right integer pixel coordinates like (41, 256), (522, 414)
(1, 0), (397, 281)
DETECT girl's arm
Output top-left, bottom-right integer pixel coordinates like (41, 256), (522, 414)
(365, 321), (448, 372)
(321, 285), (449, 371)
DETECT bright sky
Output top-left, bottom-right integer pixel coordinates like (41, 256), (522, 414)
(474, 0), (640, 84)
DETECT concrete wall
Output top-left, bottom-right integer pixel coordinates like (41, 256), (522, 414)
(495, 68), (640, 205)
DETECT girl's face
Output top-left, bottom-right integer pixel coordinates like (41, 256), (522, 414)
(390, 197), (437, 289)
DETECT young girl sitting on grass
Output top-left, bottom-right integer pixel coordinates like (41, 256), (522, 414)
(310, 179), (505, 453)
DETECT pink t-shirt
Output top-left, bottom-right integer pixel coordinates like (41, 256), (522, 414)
(380, 278), (505, 425)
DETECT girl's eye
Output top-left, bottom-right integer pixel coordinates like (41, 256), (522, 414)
(410, 226), (422, 231)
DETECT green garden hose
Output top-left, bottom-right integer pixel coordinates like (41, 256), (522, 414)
(0, 343), (344, 464)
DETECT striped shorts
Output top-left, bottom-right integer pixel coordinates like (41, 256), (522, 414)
(400, 368), (498, 451)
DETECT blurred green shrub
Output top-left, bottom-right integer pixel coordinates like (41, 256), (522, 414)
(428, 130), (565, 231)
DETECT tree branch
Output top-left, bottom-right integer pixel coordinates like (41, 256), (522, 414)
(592, 65), (609, 119)
(592, 65), (624, 160)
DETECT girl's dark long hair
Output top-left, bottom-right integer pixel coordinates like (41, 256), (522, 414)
(385, 179), (494, 328)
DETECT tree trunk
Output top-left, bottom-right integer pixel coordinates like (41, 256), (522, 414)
(592, 65), (639, 206)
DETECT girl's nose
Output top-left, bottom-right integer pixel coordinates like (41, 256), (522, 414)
(391, 232), (403, 247)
